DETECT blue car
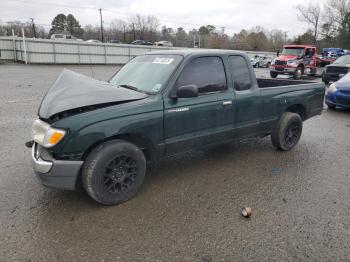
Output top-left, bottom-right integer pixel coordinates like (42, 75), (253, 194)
(325, 72), (350, 109)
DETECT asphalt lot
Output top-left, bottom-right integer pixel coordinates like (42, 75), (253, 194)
(0, 64), (349, 262)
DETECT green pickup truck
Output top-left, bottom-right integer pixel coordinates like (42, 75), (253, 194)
(28, 50), (325, 205)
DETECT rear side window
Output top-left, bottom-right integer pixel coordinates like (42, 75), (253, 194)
(229, 56), (252, 91)
(177, 56), (227, 94)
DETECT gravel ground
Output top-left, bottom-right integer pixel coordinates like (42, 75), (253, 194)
(0, 64), (349, 262)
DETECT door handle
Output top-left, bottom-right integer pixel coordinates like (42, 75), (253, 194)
(222, 101), (233, 106)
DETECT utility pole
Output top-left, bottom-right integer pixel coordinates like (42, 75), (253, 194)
(220, 26), (225, 37)
(284, 31), (288, 44)
(132, 23), (136, 41)
(99, 8), (104, 42)
(123, 25), (126, 42)
(30, 18), (36, 38)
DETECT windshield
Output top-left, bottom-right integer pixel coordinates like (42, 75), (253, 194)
(281, 48), (304, 57)
(334, 55), (350, 64)
(109, 54), (182, 93)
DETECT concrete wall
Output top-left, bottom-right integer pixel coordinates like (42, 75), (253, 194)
(0, 36), (276, 64)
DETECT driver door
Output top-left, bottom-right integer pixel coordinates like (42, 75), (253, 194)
(163, 56), (236, 156)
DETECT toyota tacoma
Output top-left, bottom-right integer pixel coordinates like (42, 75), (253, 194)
(28, 50), (325, 205)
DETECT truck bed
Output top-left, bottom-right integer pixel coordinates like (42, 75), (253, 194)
(257, 78), (312, 88)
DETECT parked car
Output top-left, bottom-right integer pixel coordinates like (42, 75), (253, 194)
(109, 40), (123, 44)
(316, 55), (336, 67)
(86, 39), (101, 43)
(325, 72), (350, 109)
(322, 48), (346, 58)
(131, 40), (153, 46)
(51, 34), (82, 41)
(270, 45), (317, 79)
(250, 54), (272, 68)
(28, 50), (325, 205)
(322, 55), (350, 84)
(154, 41), (173, 47)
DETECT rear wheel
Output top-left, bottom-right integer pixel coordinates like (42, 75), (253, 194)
(270, 71), (278, 78)
(82, 139), (146, 205)
(271, 112), (303, 151)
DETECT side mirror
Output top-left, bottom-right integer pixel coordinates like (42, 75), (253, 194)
(175, 85), (198, 98)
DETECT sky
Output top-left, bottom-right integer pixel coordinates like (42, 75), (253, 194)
(1, 0), (329, 37)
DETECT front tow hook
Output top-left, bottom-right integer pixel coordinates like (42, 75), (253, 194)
(25, 140), (34, 148)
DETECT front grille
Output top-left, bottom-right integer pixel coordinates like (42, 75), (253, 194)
(275, 60), (287, 66)
(276, 68), (284, 71)
(336, 97), (350, 106)
(326, 66), (348, 74)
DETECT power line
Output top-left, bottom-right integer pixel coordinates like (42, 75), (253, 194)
(4, 0), (239, 32)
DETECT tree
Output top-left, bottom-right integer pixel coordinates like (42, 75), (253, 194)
(324, 0), (350, 48)
(66, 14), (83, 37)
(296, 3), (322, 44)
(49, 14), (66, 35)
(293, 30), (314, 45)
(268, 29), (285, 51)
(175, 27), (187, 46)
(198, 26), (209, 35)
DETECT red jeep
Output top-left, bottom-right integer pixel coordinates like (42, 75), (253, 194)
(270, 45), (317, 79)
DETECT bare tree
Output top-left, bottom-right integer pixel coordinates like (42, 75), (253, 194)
(296, 3), (322, 44)
(324, 0), (350, 48)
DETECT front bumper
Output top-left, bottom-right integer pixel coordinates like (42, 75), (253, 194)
(31, 143), (83, 190)
(270, 66), (296, 74)
(325, 91), (350, 109)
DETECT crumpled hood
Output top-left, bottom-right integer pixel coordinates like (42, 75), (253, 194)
(38, 69), (148, 119)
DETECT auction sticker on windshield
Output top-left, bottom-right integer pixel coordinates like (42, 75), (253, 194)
(153, 58), (174, 64)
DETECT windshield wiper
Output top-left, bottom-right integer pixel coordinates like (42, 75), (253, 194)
(118, 84), (149, 94)
(118, 84), (139, 91)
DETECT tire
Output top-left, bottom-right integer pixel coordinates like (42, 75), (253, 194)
(271, 112), (303, 151)
(270, 71), (278, 78)
(293, 66), (304, 80)
(82, 139), (146, 205)
(255, 62), (260, 68)
(327, 104), (336, 110)
(266, 62), (271, 68)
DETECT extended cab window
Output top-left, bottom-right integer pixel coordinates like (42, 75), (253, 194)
(229, 56), (252, 91)
(177, 56), (227, 94)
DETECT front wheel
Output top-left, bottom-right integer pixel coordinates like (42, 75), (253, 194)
(82, 139), (146, 205)
(293, 66), (304, 80)
(270, 71), (278, 78)
(271, 112), (303, 151)
(327, 103), (336, 110)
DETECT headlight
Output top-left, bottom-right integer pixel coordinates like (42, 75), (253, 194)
(31, 119), (66, 148)
(326, 83), (338, 94)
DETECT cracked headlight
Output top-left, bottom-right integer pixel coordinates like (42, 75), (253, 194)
(31, 119), (66, 148)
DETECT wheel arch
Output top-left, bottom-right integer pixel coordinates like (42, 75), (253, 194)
(285, 104), (307, 120)
(81, 133), (158, 163)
